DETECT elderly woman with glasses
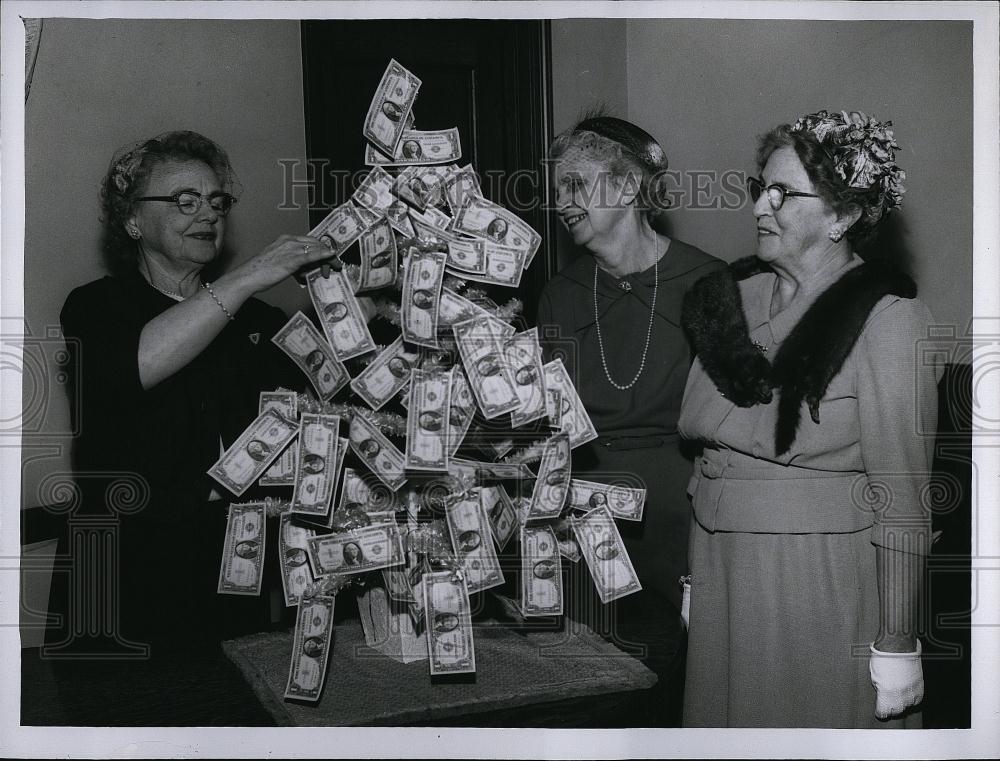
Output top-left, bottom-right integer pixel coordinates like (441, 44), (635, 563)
(60, 130), (336, 646)
(536, 113), (724, 725)
(678, 111), (940, 727)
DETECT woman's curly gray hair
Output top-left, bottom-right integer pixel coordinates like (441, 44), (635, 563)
(549, 107), (672, 227)
(100, 130), (238, 270)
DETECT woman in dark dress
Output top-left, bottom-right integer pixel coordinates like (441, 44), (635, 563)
(60, 131), (337, 649)
(535, 114), (723, 724)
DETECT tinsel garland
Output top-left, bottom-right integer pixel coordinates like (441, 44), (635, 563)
(370, 292), (524, 329)
(294, 393), (408, 437)
(500, 441), (547, 466)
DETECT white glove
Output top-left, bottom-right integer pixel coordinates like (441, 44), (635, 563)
(869, 640), (924, 719)
(680, 577), (691, 630)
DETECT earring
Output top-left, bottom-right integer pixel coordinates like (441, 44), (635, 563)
(829, 228), (844, 242)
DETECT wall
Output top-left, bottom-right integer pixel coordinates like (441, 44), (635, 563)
(22, 19), (310, 509)
(625, 19), (972, 331)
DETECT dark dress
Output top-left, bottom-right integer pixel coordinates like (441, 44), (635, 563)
(536, 238), (723, 724)
(60, 269), (303, 646)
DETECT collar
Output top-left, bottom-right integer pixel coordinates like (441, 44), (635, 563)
(747, 254), (865, 343)
(565, 239), (721, 331)
(681, 255), (916, 454)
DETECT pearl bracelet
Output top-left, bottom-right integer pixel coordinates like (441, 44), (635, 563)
(201, 281), (234, 321)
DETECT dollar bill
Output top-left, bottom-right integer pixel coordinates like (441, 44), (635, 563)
(352, 166), (414, 237)
(307, 522), (405, 576)
(217, 502), (267, 595)
(407, 212), (456, 248)
(284, 594), (335, 702)
(520, 525), (563, 616)
(382, 560), (422, 604)
(452, 457), (535, 483)
(445, 368), (476, 456)
(526, 432), (571, 521)
(278, 511), (317, 606)
(542, 359), (599, 449)
(299, 436), (349, 531)
(437, 287), (491, 332)
(307, 269), (376, 360)
(272, 312), (350, 401)
(357, 218), (398, 292)
(545, 387), (564, 428)
(405, 368), (452, 471)
(504, 328), (546, 427)
(411, 207), (453, 237)
(309, 200), (372, 257)
(352, 166), (398, 216)
(444, 238), (487, 274)
(290, 414), (341, 517)
(258, 391), (298, 486)
(568, 479), (646, 522)
(446, 489), (505, 593)
(350, 336), (420, 410)
(449, 241), (526, 288)
(337, 467), (389, 516)
(482, 484), (517, 552)
(394, 165), (449, 210)
(443, 165), (484, 214)
(363, 58), (421, 157)
(558, 537), (581, 563)
(452, 196), (541, 270)
(365, 511), (397, 525)
(452, 316), (520, 419)
(423, 571), (476, 675)
(444, 458), (481, 497)
(552, 517), (582, 563)
(437, 289), (516, 343)
(484, 436), (514, 461)
(390, 203), (417, 238)
(365, 128), (462, 167)
(349, 413), (408, 491)
(401, 249), (447, 348)
(208, 409), (299, 496)
(571, 505), (643, 603)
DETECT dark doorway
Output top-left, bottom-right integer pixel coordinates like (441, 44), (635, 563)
(301, 19), (555, 323)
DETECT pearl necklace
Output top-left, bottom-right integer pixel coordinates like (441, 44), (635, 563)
(593, 233), (659, 390)
(148, 281), (185, 301)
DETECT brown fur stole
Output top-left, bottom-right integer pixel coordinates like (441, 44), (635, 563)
(681, 256), (916, 455)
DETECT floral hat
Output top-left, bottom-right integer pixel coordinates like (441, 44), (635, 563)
(791, 110), (906, 222)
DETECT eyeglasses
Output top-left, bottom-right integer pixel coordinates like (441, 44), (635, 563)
(746, 176), (819, 211)
(135, 191), (237, 216)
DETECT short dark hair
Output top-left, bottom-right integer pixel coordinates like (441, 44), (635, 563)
(99, 130), (237, 270)
(756, 125), (885, 243)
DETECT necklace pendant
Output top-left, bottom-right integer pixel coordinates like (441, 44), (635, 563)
(619, 280), (632, 292)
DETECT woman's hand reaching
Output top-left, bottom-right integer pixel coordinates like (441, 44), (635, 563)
(231, 234), (339, 295)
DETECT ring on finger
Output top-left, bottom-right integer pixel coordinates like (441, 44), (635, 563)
(304, 244), (311, 254)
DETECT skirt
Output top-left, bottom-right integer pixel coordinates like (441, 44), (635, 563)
(683, 517), (922, 728)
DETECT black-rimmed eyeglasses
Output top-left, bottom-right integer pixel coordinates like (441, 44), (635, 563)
(746, 176), (819, 211)
(135, 191), (237, 217)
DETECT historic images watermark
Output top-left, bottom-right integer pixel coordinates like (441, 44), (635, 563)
(277, 159), (751, 216)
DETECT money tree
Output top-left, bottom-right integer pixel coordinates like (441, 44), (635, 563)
(208, 60), (645, 699)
